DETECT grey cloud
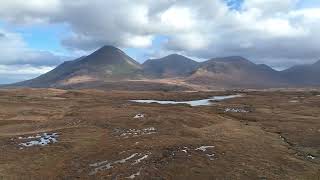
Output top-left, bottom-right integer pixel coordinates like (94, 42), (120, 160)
(0, 0), (319, 69)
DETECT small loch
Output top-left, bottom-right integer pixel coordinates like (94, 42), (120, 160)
(130, 94), (242, 106)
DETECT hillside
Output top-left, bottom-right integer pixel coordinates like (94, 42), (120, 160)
(13, 46), (143, 88)
(4, 46), (320, 90)
(282, 60), (320, 86)
(143, 54), (199, 78)
(187, 56), (289, 88)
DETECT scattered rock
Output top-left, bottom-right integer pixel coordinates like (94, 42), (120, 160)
(18, 133), (59, 147)
(195, 146), (216, 160)
(126, 170), (141, 179)
(114, 127), (157, 138)
(307, 154), (316, 160)
(133, 114), (145, 119)
(224, 108), (249, 113)
(89, 153), (150, 175)
(195, 146), (215, 152)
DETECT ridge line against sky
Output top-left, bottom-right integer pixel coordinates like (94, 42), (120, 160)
(0, 0), (320, 84)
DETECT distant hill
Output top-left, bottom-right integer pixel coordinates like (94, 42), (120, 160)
(187, 56), (289, 88)
(281, 60), (320, 86)
(142, 54), (199, 78)
(4, 45), (320, 90)
(12, 46), (143, 88)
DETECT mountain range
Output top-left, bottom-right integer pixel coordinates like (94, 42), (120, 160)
(6, 45), (320, 90)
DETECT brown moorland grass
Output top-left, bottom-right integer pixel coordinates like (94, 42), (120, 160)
(0, 89), (319, 179)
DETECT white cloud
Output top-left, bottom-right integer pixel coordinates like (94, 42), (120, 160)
(0, 0), (319, 69)
(0, 64), (53, 75)
(0, 0), (61, 24)
(125, 35), (153, 48)
(243, 0), (299, 14)
(0, 28), (65, 66)
(0, 28), (66, 83)
(160, 6), (195, 31)
(0, 64), (54, 84)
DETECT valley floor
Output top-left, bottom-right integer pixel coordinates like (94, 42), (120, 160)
(0, 89), (319, 179)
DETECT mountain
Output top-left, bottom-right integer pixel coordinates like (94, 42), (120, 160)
(13, 46), (143, 88)
(142, 54), (199, 78)
(5, 45), (320, 90)
(281, 60), (320, 86)
(187, 56), (289, 88)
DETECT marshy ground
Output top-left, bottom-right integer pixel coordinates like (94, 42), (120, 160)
(0, 88), (319, 179)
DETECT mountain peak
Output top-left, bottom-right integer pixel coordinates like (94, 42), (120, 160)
(149, 54), (191, 62)
(82, 45), (139, 67)
(143, 54), (199, 78)
(165, 53), (185, 58)
(92, 45), (124, 56)
(100, 45), (121, 51)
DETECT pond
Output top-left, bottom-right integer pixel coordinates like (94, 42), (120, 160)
(130, 94), (242, 107)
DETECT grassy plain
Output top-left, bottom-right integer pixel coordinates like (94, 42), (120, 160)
(0, 89), (319, 179)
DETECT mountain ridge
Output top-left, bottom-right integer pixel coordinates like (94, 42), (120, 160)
(142, 54), (199, 78)
(12, 46), (143, 88)
(281, 60), (320, 86)
(4, 45), (320, 90)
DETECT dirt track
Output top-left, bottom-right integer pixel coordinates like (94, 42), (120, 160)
(0, 89), (319, 179)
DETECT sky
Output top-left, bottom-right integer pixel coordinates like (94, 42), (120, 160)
(0, 0), (320, 84)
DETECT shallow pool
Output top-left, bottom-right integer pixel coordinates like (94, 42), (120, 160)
(130, 94), (242, 106)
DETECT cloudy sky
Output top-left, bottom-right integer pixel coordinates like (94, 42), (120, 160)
(0, 0), (320, 84)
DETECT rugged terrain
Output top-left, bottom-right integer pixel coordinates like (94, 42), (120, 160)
(6, 45), (320, 90)
(12, 46), (144, 88)
(142, 54), (199, 78)
(188, 56), (290, 88)
(282, 60), (320, 86)
(0, 88), (319, 179)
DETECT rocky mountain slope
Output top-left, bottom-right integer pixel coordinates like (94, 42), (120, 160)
(281, 60), (320, 86)
(187, 56), (290, 88)
(142, 54), (199, 78)
(13, 46), (143, 87)
(5, 45), (320, 90)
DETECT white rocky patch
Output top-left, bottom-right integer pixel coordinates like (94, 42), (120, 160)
(133, 114), (144, 119)
(224, 108), (249, 113)
(89, 153), (150, 175)
(307, 154), (316, 160)
(167, 145), (216, 160)
(181, 146), (189, 153)
(89, 153), (138, 175)
(89, 160), (109, 167)
(207, 154), (215, 160)
(126, 170), (141, 179)
(118, 127), (157, 138)
(18, 135), (42, 139)
(195, 146), (215, 152)
(195, 146), (216, 160)
(207, 154), (215, 157)
(289, 100), (299, 103)
(132, 154), (149, 165)
(19, 133), (59, 147)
